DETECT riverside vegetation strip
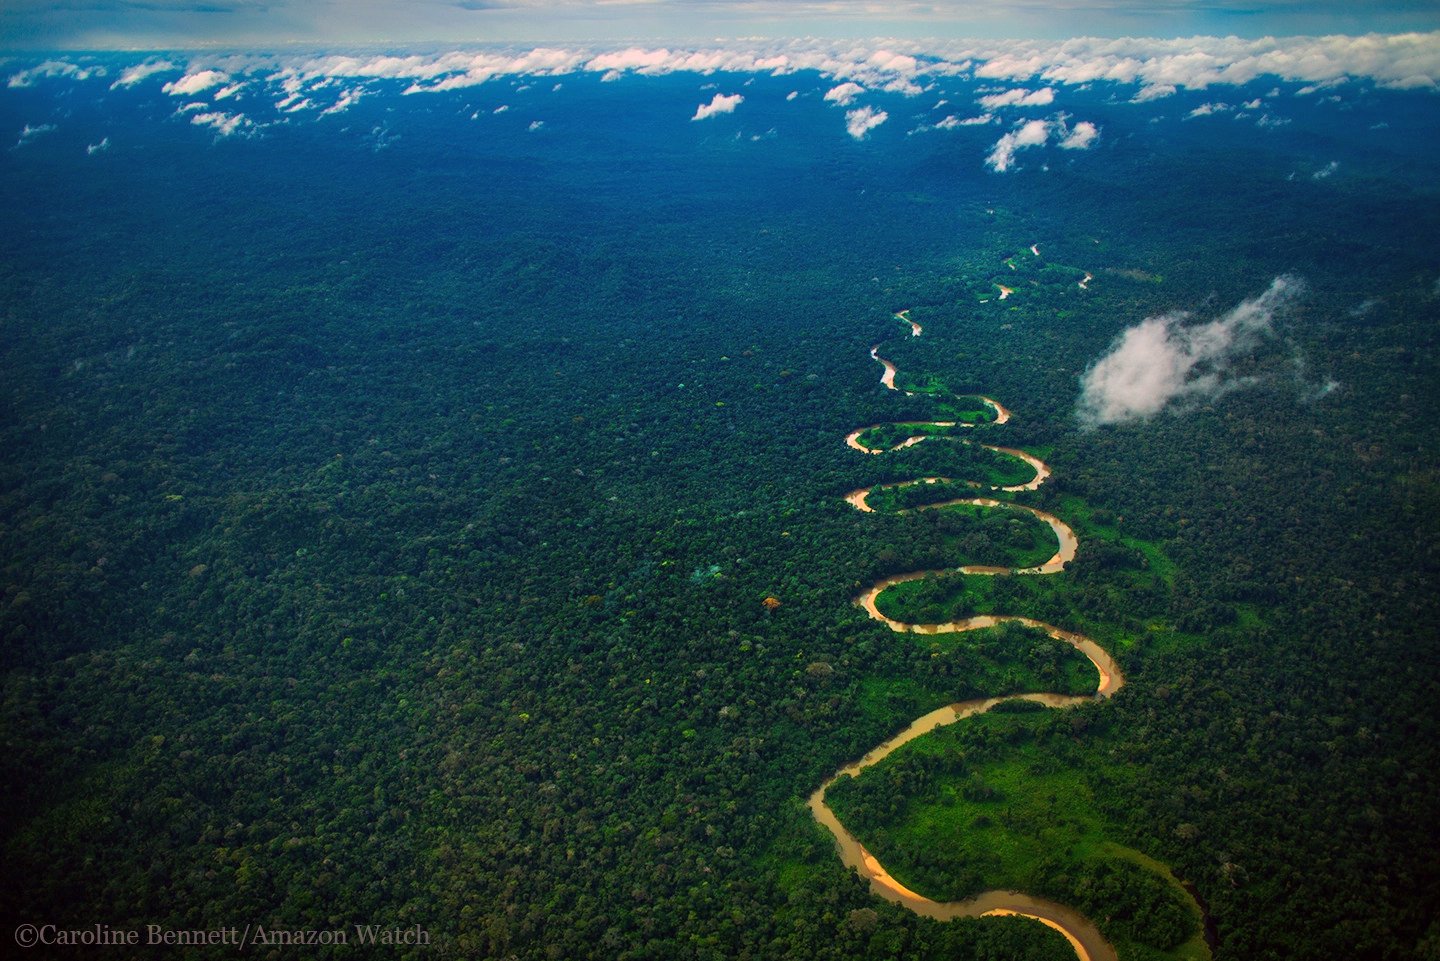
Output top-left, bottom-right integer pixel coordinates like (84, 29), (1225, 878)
(809, 309), (1208, 961)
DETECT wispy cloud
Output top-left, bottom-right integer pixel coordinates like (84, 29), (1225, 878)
(87, 136), (110, 155)
(111, 60), (177, 89)
(845, 105), (887, 139)
(977, 86), (1054, 109)
(190, 111), (251, 138)
(692, 91), (743, 120)
(1185, 101), (1233, 118)
(8, 61), (104, 88)
(986, 115), (1098, 170)
(1077, 276), (1302, 426)
(319, 87), (366, 116)
(1131, 83), (1177, 102)
(987, 117), (1051, 171)
(13, 122), (56, 149)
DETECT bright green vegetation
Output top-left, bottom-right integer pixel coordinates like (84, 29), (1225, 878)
(827, 712), (1207, 961)
(854, 421), (955, 450)
(857, 463), (1036, 512)
(855, 621), (1101, 716)
(870, 500), (1173, 654)
(904, 502), (1059, 571)
(885, 381), (997, 423)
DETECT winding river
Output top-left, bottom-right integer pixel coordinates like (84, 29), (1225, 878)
(812, 310), (1129, 961)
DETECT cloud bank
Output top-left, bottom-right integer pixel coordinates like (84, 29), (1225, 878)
(8, 34), (1440, 100)
(1077, 276), (1302, 426)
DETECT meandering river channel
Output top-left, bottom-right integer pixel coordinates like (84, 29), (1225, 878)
(809, 308), (1171, 961)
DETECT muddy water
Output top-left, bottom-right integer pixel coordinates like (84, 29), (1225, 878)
(869, 344), (904, 391)
(843, 444), (1051, 510)
(851, 496), (1075, 575)
(1079, 272), (1093, 290)
(822, 389), (1120, 961)
(808, 609), (1123, 961)
(896, 309), (923, 337)
(997, 285), (1015, 300)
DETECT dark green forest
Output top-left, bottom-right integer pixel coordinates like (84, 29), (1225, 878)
(2, 67), (1439, 960)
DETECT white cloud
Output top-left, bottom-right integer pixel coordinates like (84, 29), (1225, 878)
(9, 35), (1440, 106)
(87, 137), (110, 155)
(213, 83), (246, 101)
(1059, 120), (1099, 149)
(845, 105), (888, 139)
(1132, 83), (1177, 102)
(8, 60), (103, 88)
(175, 102), (208, 114)
(1186, 101), (1233, 118)
(587, 47), (676, 74)
(528, 120), (545, 131)
(1313, 160), (1339, 179)
(1077, 277), (1302, 426)
(786, 90), (799, 101)
(692, 92), (743, 121)
(881, 77), (923, 96)
(912, 112), (993, 134)
(977, 87), (1055, 109)
(494, 104), (510, 113)
(111, 60), (177, 89)
(13, 123), (56, 149)
(986, 118), (1052, 171)
(320, 88), (365, 117)
(1296, 77), (1348, 96)
(164, 70), (230, 97)
(969, 33), (1440, 93)
(190, 111), (251, 137)
(824, 82), (865, 106)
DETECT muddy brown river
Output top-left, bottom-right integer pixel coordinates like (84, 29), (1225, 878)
(817, 323), (1140, 960)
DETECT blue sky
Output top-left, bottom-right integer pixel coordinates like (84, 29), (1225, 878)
(3, 0), (1439, 50)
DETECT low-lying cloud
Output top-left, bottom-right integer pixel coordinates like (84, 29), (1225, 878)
(190, 111), (251, 137)
(824, 81), (865, 106)
(1059, 120), (1098, 149)
(692, 91), (743, 120)
(977, 86), (1054, 109)
(1077, 276), (1302, 426)
(164, 70), (229, 97)
(845, 105), (887, 139)
(13, 122), (57, 149)
(986, 115), (1098, 171)
(112, 60), (176, 89)
(987, 118), (1051, 170)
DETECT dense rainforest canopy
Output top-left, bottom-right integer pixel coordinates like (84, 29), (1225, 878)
(1, 55), (1438, 961)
